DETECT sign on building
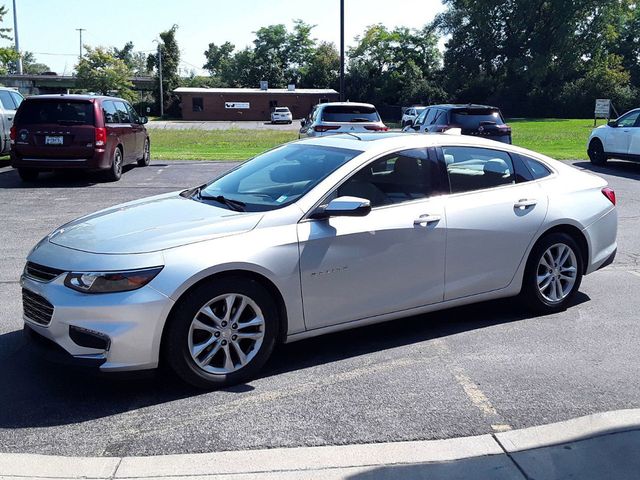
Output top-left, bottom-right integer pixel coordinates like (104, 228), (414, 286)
(225, 102), (250, 109)
(594, 99), (611, 118)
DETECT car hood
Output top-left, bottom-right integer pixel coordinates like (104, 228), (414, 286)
(48, 193), (263, 254)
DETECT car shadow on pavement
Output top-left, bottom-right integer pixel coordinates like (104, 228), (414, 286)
(0, 165), (137, 189)
(0, 294), (589, 430)
(574, 160), (640, 181)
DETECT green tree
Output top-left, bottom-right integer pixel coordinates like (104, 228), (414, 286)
(113, 41), (150, 76)
(147, 25), (180, 114)
(75, 46), (135, 101)
(300, 41), (339, 89)
(203, 41), (235, 79)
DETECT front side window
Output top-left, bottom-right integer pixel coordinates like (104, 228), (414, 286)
(443, 146), (516, 193)
(125, 103), (140, 123)
(0, 90), (16, 110)
(197, 144), (361, 212)
(617, 111), (640, 127)
(414, 109), (429, 126)
(334, 148), (437, 207)
(10, 91), (23, 108)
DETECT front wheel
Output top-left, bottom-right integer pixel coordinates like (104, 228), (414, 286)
(163, 277), (279, 389)
(520, 233), (583, 313)
(588, 139), (607, 165)
(137, 139), (150, 167)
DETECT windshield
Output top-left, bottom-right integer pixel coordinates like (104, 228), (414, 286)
(451, 109), (505, 128)
(321, 105), (380, 123)
(198, 143), (362, 212)
(16, 100), (95, 125)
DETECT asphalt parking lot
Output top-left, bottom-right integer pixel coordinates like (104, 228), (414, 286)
(0, 159), (639, 457)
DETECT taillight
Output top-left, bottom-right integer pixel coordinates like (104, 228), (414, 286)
(9, 126), (16, 143)
(95, 127), (107, 147)
(364, 125), (389, 131)
(602, 187), (616, 205)
(314, 125), (340, 132)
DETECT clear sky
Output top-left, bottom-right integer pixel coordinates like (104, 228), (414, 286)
(5, 0), (445, 75)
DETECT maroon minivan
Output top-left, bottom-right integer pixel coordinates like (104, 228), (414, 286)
(11, 94), (150, 182)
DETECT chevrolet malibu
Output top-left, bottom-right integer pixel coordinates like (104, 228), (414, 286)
(21, 133), (618, 388)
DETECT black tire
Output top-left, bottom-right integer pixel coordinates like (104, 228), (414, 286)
(104, 147), (123, 182)
(588, 139), (607, 165)
(520, 232), (583, 313)
(163, 276), (279, 389)
(137, 139), (150, 167)
(17, 168), (39, 182)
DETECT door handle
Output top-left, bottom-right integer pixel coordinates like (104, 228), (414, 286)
(514, 199), (537, 209)
(7, 117), (12, 121)
(414, 214), (441, 226)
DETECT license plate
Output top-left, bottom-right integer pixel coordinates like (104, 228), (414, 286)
(45, 136), (64, 145)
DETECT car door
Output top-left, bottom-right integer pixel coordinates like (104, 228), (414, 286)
(114, 101), (136, 162)
(605, 110), (640, 154)
(0, 90), (17, 154)
(297, 147), (447, 330)
(440, 145), (548, 300)
(627, 113), (640, 156)
(125, 102), (145, 156)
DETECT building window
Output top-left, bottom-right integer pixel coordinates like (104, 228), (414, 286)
(192, 97), (204, 112)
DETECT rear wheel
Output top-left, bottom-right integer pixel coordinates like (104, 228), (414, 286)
(17, 168), (39, 182)
(521, 233), (583, 313)
(163, 277), (279, 389)
(588, 139), (607, 165)
(105, 147), (123, 182)
(137, 139), (150, 167)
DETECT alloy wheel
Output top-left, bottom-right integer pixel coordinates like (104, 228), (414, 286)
(188, 293), (265, 374)
(536, 243), (578, 303)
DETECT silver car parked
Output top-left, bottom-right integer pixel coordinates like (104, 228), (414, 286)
(299, 102), (388, 138)
(22, 133), (617, 388)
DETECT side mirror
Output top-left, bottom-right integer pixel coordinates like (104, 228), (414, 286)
(140, 116), (149, 124)
(607, 120), (618, 128)
(311, 196), (371, 219)
(300, 119), (307, 127)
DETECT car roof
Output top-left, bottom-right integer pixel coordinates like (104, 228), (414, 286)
(23, 94), (127, 103)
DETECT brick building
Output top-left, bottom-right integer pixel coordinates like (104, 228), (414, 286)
(174, 87), (339, 121)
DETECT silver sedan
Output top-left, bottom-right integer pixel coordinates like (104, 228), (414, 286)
(21, 133), (618, 388)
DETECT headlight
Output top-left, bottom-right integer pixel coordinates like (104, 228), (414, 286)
(64, 267), (163, 294)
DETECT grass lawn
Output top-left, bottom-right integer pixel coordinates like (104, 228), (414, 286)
(149, 129), (298, 161)
(509, 118), (599, 160)
(149, 119), (599, 161)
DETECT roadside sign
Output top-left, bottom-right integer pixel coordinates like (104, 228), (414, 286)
(595, 99), (611, 118)
(225, 102), (250, 109)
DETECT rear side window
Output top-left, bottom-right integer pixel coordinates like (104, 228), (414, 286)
(102, 101), (118, 124)
(0, 90), (16, 109)
(443, 146), (516, 193)
(451, 109), (505, 128)
(16, 100), (95, 125)
(321, 105), (380, 123)
(114, 101), (131, 123)
(10, 91), (23, 108)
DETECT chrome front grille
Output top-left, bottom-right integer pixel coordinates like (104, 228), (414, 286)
(22, 288), (54, 326)
(24, 262), (64, 282)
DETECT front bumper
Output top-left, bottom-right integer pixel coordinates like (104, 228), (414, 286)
(21, 273), (175, 372)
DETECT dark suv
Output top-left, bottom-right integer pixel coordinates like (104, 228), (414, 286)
(403, 104), (512, 144)
(11, 94), (150, 182)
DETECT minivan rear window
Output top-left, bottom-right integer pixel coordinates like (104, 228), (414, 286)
(451, 109), (505, 128)
(16, 100), (95, 126)
(321, 105), (380, 123)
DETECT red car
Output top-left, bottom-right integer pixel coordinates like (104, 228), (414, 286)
(11, 94), (150, 182)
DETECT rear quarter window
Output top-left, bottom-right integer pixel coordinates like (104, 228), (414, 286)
(520, 155), (552, 179)
(16, 100), (95, 125)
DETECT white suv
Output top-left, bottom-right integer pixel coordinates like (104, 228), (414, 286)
(270, 107), (292, 124)
(299, 102), (388, 138)
(401, 106), (426, 127)
(588, 108), (640, 165)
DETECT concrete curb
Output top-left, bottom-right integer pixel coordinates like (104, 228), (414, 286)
(1, 409), (639, 479)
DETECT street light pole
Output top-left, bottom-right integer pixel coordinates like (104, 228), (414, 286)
(12, 0), (22, 74)
(339, 0), (345, 101)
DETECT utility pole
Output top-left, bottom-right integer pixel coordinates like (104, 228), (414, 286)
(12, 0), (22, 74)
(339, 0), (345, 101)
(154, 40), (164, 117)
(76, 28), (85, 60)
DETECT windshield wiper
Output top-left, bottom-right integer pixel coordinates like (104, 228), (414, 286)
(198, 193), (246, 212)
